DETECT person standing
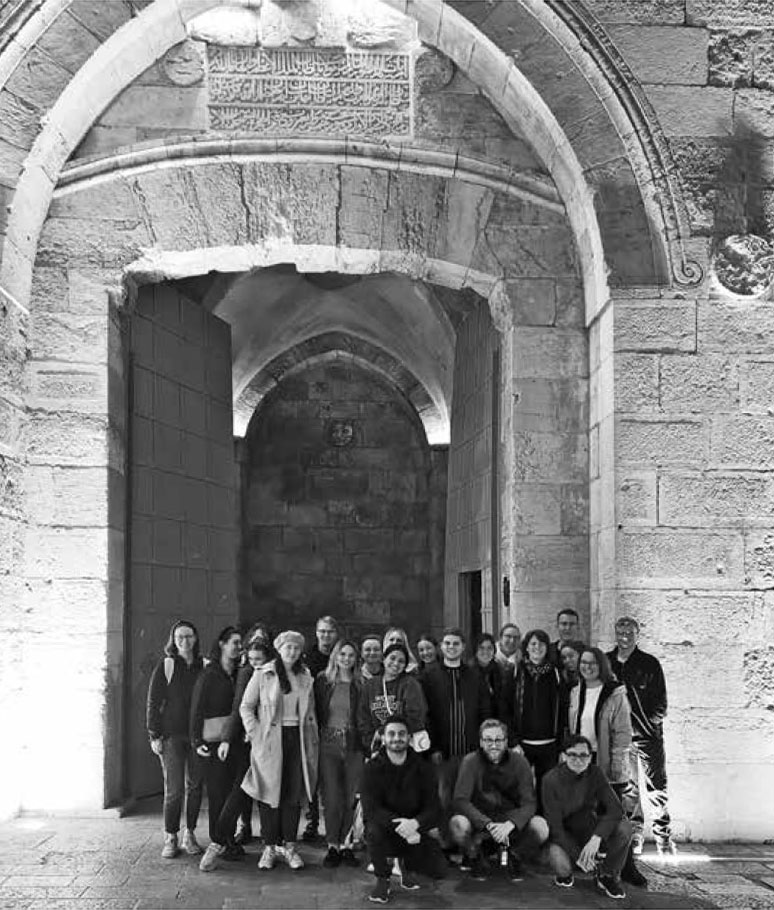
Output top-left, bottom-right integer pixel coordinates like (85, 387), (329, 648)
(358, 643), (427, 753)
(542, 734), (633, 900)
(146, 620), (205, 859)
(416, 634), (440, 674)
(495, 623), (521, 675)
(470, 632), (506, 721)
(360, 634), (384, 681)
(303, 615), (339, 840)
(549, 609), (581, 665)
(361, 716), (446, 903)
(421, 627), (491, 842)
(314, 640), (363, 868)
(607, 616), (676, 855)
(240, 630), (319, 871)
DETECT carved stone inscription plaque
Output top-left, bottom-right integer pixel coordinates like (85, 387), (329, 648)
(206, 46), (412, 137)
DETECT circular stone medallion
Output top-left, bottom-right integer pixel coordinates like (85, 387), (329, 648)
(161, 40), (205, 86)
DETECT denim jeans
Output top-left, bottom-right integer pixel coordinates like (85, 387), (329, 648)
(319, 734), (362, 845)
(159, 736), (203, 835)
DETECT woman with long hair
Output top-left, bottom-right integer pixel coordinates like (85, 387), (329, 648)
(567, 647), (645, 887)
(314, 639), (363, 868)
(416, 634), (439, 674)
(382, 627), (419, 675)
(357, 643), (427, 754)
(146, 619), (205, 859)
(240, 630), (319, 871)
(470, 631), (505, 719)
(190, 627), (242, 861)
(502, 628), (562, 806)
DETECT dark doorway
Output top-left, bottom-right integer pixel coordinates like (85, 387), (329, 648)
(459, 570), (483, 644)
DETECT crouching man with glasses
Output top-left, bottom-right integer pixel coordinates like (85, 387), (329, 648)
(450, 719), (548, 882)
(541, 734), (633, 900)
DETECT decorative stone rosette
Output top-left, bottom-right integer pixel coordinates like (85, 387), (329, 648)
(713, 234), (774, 297)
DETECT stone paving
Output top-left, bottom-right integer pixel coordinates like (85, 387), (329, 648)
(2, 807), (774, 910)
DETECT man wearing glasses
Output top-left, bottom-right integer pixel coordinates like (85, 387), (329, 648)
(542, 734), (633, 900)
(450, 719), (548, 882)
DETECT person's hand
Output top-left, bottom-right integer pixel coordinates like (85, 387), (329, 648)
(576, 834), (602, 872)
(487, 821), (515, 845)
(217, 742), (230, 761)
(430, 751), (443, 766)
(393, 818), (420, 843)
(196, 744), (210, 758)
(150, 738), (163, 756)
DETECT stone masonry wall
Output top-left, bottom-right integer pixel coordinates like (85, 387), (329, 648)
(244, 358), (443, 645)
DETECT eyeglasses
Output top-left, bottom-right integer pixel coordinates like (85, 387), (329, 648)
(481, 737), (506, 746)
(565, 751), (592, 760)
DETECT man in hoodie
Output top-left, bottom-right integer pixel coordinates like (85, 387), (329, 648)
(361, 716), (445, 904)
(450, 719), (548, 882)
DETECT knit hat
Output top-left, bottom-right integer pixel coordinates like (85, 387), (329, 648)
(383, 642), (409, 664)
(273, 630), (306, 652)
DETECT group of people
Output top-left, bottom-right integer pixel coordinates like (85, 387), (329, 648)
(146, 609), (675, 903)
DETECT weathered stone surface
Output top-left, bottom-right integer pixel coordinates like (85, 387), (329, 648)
(620, 529), (745, 587)
(68, 0), (132, 42)
(512, 485), (561, 535)
(25, 411), (113, 467)
(512, 535), (589, 590)
(659, 472), (774, 525)
(0, 89), (41, 150)
(25, 466), (114, 525)
(687, 0), (774, 27)
(740, 359), (774, 414)
(617, 471), (657, 525)
(512, 431), (587, 483)
(101, 85), (207, 129)
(744, 530), (774, 588)
(617, 419), (704, 465)
(512, 378), (587, 433)
(615, 301), (697, 352)
(708, 29), (756, 87)
(24, 525), (110, 578)
(506, 278), (555, 326)
(607, 26), (708, 85)
(645, 85), (734, 137)
(4, 46), (72, 110)
(660, 353), (739, 412)
(37, 216), (150, 267)
(713, 234), (774, 295)
(699, 298), (774, 353)
(338, 165), (389, 249)
(36, 9), (103, 75)
(436, 180), (493, 271)
(743, 648), (774, 707)
(513, 329), (587, 379)
(584, 0), (685, 24)
(415, 47), (455, 93)
(710, 415), (774, 467)
(29, 363), (105, 410)
(615, 353), (659, 411)
(734, 89), (774, 139)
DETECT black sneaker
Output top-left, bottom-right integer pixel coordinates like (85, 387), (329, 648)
(554, 874), (574, 888)
(340, 848), (359, 867)
(399, 864), (420, 891)
(368, 878), (390, 903)
(470, 854), (489, 881)
(322, 846), (341, 869)
(506, 851), (524, 882)
(596, 874), (626, 900)
(234, 824), (253, 846)
(458, 854), (473, 872)
(222, 842), (245, 861)
(301, 824), (320, 843)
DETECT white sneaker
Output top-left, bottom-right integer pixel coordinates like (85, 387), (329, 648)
(258, 845), (277, 870)
(182, 829), (203, 856)
(283, 843), (304, 870)
(161, 832), (179, 859)
(198, 843), (224, 872)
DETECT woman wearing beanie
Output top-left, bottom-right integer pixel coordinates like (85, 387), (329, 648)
(240, 630), (319, 871)
(357, 642), (427, 754)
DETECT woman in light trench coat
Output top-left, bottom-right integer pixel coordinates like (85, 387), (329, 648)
(240, 630), (319, 871)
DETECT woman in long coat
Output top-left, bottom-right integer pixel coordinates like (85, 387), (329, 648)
(240, 630), (319, 871)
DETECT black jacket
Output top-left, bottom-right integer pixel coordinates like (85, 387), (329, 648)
(190, 661), (237, 747)
(606, 646), (667, 740)
(420, 662), (492, 759)
(146, 655), (203, 741)
(361, 747), (441, 833)
(314, 673), (363, 752)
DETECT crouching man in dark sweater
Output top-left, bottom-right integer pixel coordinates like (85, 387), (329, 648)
(361, 716), (446, 904)
(450, 719), (548, 882)
(541, 734), (633, 901)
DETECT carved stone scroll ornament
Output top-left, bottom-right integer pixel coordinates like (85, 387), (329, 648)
(713, 235), (774, 297)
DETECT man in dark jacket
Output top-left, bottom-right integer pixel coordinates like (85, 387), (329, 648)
(361, 716), (445, 904)
(542, 735), (633, 900)
(606, 616), (675, 855)
(420, 627), (491, 843)
(450, 719), (548, 881)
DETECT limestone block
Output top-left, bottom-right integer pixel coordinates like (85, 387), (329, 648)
(380, 170), (445, 257)
(0, 453), (24, 518)
(129, 168), (209, 251)
(554, 279), (584, 328)
(617, 471), (657, 525)
(338, 166), (389, 250)
(734, 89), (774, 139)
(687, 0), (774, 27)
(560, 485), (588, 536)
(660, 353), (739, 412)
(48, 180), (143, 223)
(24, 525), (110, 579)
(36, 9), (102, 75)
(436, 180), (493, 271)
(615, 300), (696, 352)
(648, 589), (765, 644)
(754, 34), (774, 90)
(25, 465), (114, 526)
(188, 164), (249, 246)
(699, 298), (774, 353)
(504, 278), (555, 327)
(583, 0), (685, 24)
(0, 396), (24, 453)
(617, 418), (704, 466)
(100, 84), (207, 129)
(645, 85), (734, 137)
(513, 328), (587, 379)
(607, 26), (708, 85)
(614, 353), (659, 412)
(28, 363), (106, 411)
(659, 471), (774, 525)
(26, 411), (112, 467)
(68, 0), (132, 42)
(511, 535), (589, 590)
(478, 223), (577, 279)
(743, 648), (774, 708)
(5, 46), (72, 110)
(37, 216), (150, 268)
(512, 430), (587, 484)
(511, 484), (561, 535)
(744, 530), (774, 589)
(29, 309), (109, 365)
(661, 644), (748, 707)
(0, 89), (41, 150)
(708, 29), (755, 87)
(619, 528), (745, 588)
(740, 359), (774, 414)
(710, 415), (774, 468)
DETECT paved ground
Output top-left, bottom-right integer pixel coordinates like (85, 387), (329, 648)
(2, 805), (774, 910)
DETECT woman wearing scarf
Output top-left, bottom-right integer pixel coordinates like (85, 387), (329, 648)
(502, 628), (561, 810)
